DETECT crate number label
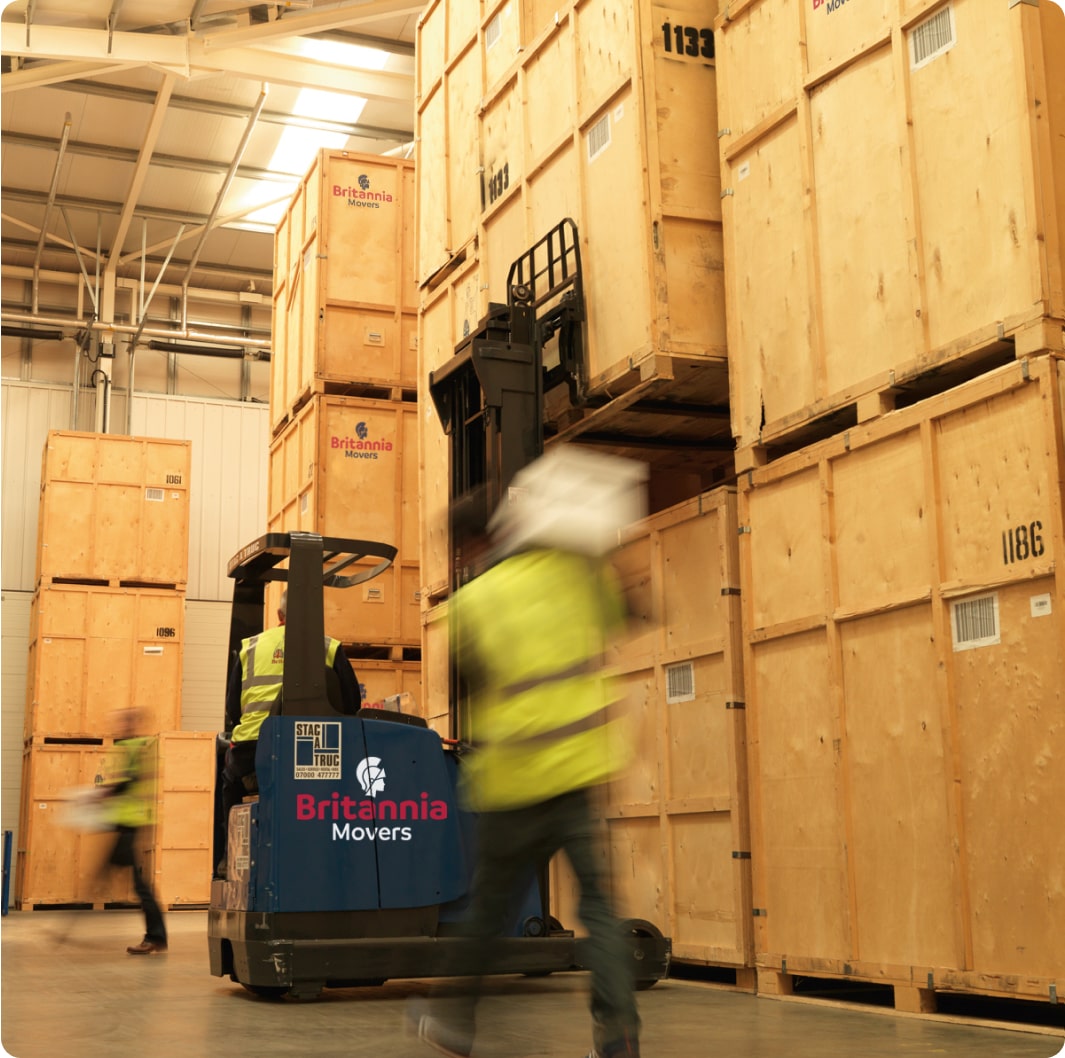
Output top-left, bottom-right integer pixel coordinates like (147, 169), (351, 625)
(156, 626), (177, 638)
(661, 21), (715, 59)
(486, 162), (509, 206)
(1030, 594), (1052, 618)
(1001, 521), (1044, 565)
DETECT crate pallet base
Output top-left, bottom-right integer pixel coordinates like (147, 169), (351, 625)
(735, 319), (1064, 473)
(271, 378), (418, 438)
(545, 352), (733, 480)
(16, 900), (141, 912)
(668, 962), (758, 992)
(755, 964), (1064, 1018)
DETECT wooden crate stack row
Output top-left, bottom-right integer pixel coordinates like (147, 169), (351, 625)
(713, 0), (1065, 1009)
(18, 431), (211, 908)
(412, 0), (1065, 1007)
(268, 150), (423, 707)
(16, 732), (216, 911)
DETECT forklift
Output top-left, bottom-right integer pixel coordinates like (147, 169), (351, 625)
(207, 220), (670, 999)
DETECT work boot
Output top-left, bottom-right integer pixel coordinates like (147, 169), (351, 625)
(585, 1038), (640, 1058)
(405, 997), (473, 1058)
(127, 939), (168, 955)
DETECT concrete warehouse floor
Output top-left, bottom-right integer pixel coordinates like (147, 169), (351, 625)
(1, 910), (1062, 1058)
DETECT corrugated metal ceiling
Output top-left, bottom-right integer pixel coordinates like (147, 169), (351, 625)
(1, 0), (421, 313)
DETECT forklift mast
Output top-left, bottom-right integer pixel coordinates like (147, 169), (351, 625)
(428, 218), (586, 737)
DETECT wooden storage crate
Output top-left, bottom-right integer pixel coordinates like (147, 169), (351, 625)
(715, 0), (1065, 462)
(153, 731), (214, 908)
(738, 355), (1065, 1004)
(16, 741), (143, 908)
(36, 431), (191, 587)
(421, 598), (453, 738)
(354, 656), (424, 712)
(26, 584), (184, 740)
(270, 150), (418, 434)
(548, 488), (753, 971)
(416, 0), (728, 395)
(266, 393), (421, 645)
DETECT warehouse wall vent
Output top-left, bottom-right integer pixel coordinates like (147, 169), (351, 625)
(950, 591), (1000, 652)
(911, 5), (955, 70)
(665, 661), (696, 703)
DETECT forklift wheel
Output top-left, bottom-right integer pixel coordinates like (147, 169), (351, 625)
(621, 918), (666, 991)
(240, 983), (291, 1000)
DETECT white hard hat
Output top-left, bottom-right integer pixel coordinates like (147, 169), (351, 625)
(489, 445), (648, 557)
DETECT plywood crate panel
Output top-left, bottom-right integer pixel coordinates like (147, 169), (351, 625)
(266, 392), (421, 644)
(550, 488), (753, 968)
(354, 657), (424, 712)
(416, 0), (727, 394)
(716, 0), (1065, 456)
(739, 355), (1065, 1000)
(153, 731), (214, 908)
(36, 431), (190, 587)
(16, 741), (142, 907)
(421, 599), (452, 737)
(26, 584), (184, 739)
(270, 151), (418, 434)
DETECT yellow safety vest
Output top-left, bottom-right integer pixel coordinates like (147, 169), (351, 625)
(451, 548), (630, 811)
(103, 737), (156, 828)
(232, 625), (342, 742)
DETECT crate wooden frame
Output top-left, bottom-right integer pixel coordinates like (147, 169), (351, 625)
(416, 0), (728, 393)
(270, 150), (418, 435)
(36, 431), (191, 588)
(715, 0), (1065, 458)
(26, 583), (184, 741)
(738, 355), (1065, 1005)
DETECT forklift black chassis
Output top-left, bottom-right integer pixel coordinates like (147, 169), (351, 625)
(209, 906), (670, 1000)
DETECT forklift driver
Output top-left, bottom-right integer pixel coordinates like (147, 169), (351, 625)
(216, 588), (360, 878)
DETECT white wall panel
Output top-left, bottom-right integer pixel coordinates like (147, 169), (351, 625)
(2, 591), (33, 862)
(0, 382), (94, 591)
(182, 600), (233, 734)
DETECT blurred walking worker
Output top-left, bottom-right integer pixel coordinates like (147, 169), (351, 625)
(410, 447), (648, 1058)
(100, 708), (167, 955)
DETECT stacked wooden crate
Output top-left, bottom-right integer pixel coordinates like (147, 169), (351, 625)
(16, 431), (213, 909)
(415, 0), (752, 977)
(715, 0), (1065, 1009)
(267, 150), (423, 708)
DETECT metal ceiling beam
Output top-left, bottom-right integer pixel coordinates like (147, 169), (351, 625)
(24, 77), (412, 139)
(107, 72), (175, 269)
(2, 130), (299, 183)
(0, 23), (414, 102)
(181, 85), (268, 292)
(198, 0), (425, 49)
(0, 58), (136, 92)
(32, 113), (73, 314)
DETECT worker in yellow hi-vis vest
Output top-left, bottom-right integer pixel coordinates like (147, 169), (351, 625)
(408, 447), (647, 1058)
(216, 588), (360, 877)
(99, 708), (167, 955)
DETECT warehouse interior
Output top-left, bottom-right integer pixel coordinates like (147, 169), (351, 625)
(2, 1), (1064, 1056)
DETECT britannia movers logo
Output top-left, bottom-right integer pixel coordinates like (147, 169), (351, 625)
(295, 750), (450, 843)
(331, 421), (393, 461)
(294, 721), (341, 780)
(333, 173), (394, 209)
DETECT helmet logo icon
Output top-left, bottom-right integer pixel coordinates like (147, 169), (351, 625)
(356, 756), (386, 797)
(358, 174), (370, 191)
(355, 421), (369, 440)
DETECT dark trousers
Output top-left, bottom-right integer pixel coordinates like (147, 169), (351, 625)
(109, 826), (166, 944)
(446, 786), (640, 1054)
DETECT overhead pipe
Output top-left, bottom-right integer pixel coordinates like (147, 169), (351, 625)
(32, 114), (73, 315)
(0, 310), (271, 351)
